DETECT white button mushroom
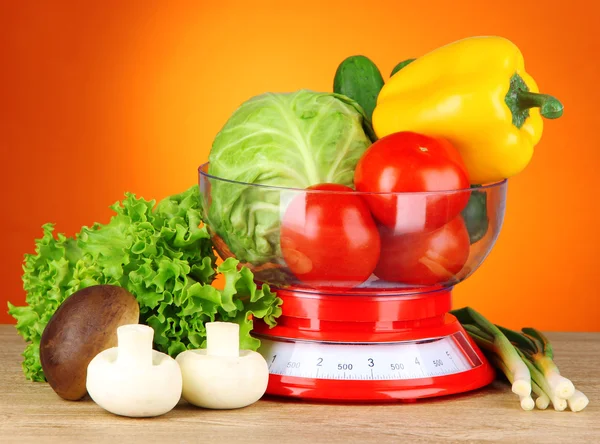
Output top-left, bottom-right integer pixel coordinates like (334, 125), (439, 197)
(176, 322), (269, 409)
(86, 324), (182, 418)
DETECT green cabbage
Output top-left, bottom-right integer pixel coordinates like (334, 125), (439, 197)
(207, 89), (373, 264)
(8, 186), (282, 382)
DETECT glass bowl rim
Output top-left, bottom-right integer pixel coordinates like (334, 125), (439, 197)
(198, 162), (507, 196)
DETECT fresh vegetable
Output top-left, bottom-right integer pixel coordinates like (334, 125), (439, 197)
(354, 131), (471, 233)
(207, 90), (374, 265)
(333, 55), (384, 123)
(451, 307), (589, 412)
(86, 324), (182, 417)
(373, 36), (564, 184)
(503, 327), (589, 412)
(280, 183), (380, 289)
(176, 322), (269, 409)
(390, 58), (415, 76)
(487, 354), (535, 411)
(374, 216), (470, 286)
(531, 380), (550, 410)
(498, 326), (575, 401)
(519, 348), (567, 411)
(8, 186), (282, 382)
(461, 187), (489, 244)
(567, 390), (590, 413)
(451, 307), (531, 397)
(39, 285), (140, 401)
(520, 328), (575, 399)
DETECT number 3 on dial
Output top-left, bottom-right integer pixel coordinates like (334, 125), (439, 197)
(368, 358), (374, 367)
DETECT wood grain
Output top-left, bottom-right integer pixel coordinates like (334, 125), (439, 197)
(0, 325), (598, 444)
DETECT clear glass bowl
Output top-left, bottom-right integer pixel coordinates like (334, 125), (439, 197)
(198, 163), (507, 293)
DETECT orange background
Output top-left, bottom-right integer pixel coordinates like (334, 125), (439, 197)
(1, 0), (599, 331)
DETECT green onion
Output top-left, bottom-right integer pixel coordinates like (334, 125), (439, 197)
(451, 307), (531, 397)
(517, 349), (567, 411)
(495, 325), (537, 354)
(487, 354), (534, 410)
(532, 380), (550, 409)
(450, 306), (589, 412)
(521, 328), (575, 399)
(567, 390), (589, 412)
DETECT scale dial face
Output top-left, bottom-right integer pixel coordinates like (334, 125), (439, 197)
(257, 333), (480, 381)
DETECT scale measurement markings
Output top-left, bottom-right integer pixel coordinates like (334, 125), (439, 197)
(259, 335), (474, 381)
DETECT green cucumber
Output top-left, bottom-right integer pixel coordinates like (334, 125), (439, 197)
(390, 58), (416, 77)
(333, 55), (384, 123)
(461, 187), (489, 244)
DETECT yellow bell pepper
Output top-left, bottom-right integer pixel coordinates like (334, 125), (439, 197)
(372, 36), (563, 184)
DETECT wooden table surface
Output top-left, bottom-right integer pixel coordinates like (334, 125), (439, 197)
(0, 325), (597, 443)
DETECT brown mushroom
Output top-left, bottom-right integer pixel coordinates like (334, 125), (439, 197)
(40, 285), (140, 401)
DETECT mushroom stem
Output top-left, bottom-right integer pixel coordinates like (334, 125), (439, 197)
(117, 324), (154, 368)
(206, 322), (240, 357)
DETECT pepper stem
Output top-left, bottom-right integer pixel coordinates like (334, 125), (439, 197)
(516, 91), (564, 119)
(505, 73), (564, 128)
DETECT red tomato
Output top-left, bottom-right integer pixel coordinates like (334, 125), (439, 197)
(354, 131), (471, 233)
(281, 183), (380, 289)
(373, 216), (471, 286)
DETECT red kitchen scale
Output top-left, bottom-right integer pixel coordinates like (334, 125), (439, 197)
(251, 286), (494, 402)
(199, 163), (508, 402)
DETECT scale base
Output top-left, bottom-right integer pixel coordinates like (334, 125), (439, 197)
(253, 287), (495, 402)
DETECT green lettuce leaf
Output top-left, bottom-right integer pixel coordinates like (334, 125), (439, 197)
(8, 185), (282, 382)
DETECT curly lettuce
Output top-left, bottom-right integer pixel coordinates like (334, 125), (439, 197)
(8, 185), (282, 382)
